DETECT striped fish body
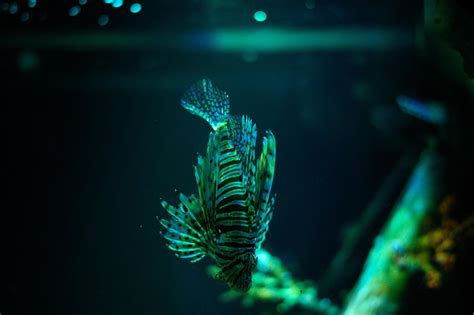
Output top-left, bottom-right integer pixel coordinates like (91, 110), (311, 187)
(159, 79), (276, 292)
(212, 120), (258, 291)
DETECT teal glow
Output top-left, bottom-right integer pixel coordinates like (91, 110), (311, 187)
(28, 0), (36, 8)
(69, 6), (81, 16)
(9, 2), (18, 14)
(209, 28), (411, 52)
(18, 51), (39, 72)
(253, 10), (267, 22)
(130, 3), (142, 13)
(104, 0), (113, 4)
(79, 0), (87, 5)
(112, 0), (123, 8)
(98, 14), (109, 26)
(305, 0), (316, 10)
(21, 12), (30, 21)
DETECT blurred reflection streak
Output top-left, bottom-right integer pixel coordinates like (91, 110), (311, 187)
(0, 27), (412, 52)
(397, 95), (448, 126)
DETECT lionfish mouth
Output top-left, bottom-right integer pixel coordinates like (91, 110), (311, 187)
(233, 274), (252, 292)
(230, 255), (257, 292)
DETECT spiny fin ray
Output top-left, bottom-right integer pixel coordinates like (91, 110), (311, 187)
(254, 130), (276, 245)
(159, 195), (212, 263)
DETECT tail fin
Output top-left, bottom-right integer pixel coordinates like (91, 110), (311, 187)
(181, 79), (230, 130)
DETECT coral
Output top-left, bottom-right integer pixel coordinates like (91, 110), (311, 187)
(391, 193), (474, 289)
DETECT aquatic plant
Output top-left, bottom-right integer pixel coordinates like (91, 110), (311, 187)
(208, 249), (339, 315)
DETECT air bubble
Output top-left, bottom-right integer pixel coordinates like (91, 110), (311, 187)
(9, 2), (18, 14)
(112, 0), (123, 8)
(130, 3), (141, 14)
(253, 10), (267, 22)
(98, 14), (109, 26)
(69, 6), (81, 16)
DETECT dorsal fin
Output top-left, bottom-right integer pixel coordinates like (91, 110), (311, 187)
(227, 115), (257, 195)
(227, 116), (256, 159)
(253, 131), (276, 246)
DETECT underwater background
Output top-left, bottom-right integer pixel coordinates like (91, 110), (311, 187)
(2, 1), (474, 314)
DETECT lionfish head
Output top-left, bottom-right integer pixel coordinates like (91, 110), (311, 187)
(218, 252), (258, 292)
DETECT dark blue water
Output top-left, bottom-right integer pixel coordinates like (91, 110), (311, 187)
(3, 1), (473, 314)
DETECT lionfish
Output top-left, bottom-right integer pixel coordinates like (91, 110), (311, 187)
(159, 79), (276, 292)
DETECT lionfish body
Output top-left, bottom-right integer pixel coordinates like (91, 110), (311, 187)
(159, 79), (276, 291)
